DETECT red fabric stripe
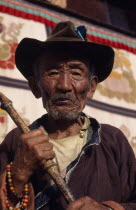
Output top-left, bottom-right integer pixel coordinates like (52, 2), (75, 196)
(87, 34), (136, 54)
(0, 5), (56, 28)
(0, 5), (136, 54)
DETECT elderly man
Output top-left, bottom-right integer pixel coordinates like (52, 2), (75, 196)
(0, 21), (136, 210)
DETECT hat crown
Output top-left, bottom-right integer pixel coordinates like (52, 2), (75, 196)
(47, 21), (82, 42)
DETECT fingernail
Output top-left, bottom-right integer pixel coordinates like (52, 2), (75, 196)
(39, 126), (45, 131)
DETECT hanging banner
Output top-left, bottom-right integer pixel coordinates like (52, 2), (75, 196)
(0, 11), (46, 142)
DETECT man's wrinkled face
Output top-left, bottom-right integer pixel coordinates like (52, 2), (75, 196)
(31, 51), (97, 121)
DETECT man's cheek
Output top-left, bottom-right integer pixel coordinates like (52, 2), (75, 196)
(43, 83), (56, 96)
(76, 88), (89, 99)
(76, 81), (90, 93)
(40, 84), (52, 97)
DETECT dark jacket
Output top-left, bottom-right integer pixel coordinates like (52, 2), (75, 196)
(0, 114), (136, 210)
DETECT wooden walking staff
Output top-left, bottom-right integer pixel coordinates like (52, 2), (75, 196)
(0, 92), (75, 203)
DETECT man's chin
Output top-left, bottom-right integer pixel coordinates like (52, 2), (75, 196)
(48, 109), (80, 121)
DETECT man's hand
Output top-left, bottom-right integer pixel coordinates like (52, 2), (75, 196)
(67, 197), (109, 210)
(11, 126), (55, 193)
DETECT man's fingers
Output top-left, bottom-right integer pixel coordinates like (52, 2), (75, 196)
(27, 142), (54, 160)
(20, 126), (46, 139)
(20, 130), (49, 146)
(67, 199), (85, 210)
(26, 134), (49, 147)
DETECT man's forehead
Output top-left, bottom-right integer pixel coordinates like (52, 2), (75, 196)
(33, 49), (95, 78)
(36, 49), (90, 66)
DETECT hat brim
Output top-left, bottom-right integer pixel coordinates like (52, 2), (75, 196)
(15, 38), (114, 82)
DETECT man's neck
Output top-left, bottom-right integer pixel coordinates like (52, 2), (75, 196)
(45, 116), (83, 140)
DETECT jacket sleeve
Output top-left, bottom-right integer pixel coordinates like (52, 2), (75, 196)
(0, 129), (35, 210)
(102, 125), (136, 210)
(117, 129), (136, 210)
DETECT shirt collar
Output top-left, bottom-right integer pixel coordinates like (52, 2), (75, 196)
(29, 112), (101, 146)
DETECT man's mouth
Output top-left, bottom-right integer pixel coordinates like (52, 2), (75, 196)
(50, 94), (78, 107)
(54, 98), (72, 105)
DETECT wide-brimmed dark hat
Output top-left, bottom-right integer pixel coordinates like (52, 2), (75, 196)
(15, 21), (114, 82)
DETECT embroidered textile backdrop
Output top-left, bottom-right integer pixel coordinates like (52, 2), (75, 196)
(0, 0), (136, 154)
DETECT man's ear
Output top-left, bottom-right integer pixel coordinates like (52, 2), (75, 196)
(28, 76), (41, 98)
(87, 76), (98, 99)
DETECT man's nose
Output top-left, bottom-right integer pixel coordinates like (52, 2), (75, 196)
(56, 72), (72, 93)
